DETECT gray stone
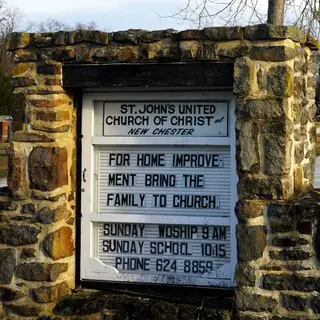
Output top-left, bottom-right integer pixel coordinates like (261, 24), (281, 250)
(36, 204), (69, 224)
(0, 196), (17, 211)
(203, 26), (242, 40)
(21, 203), (36, 214)
(138, 29), (177, 43)
(20, 248), (36, 259)
(269, 249), (312, 260)
(235, 262), (256, 286)
(263, 274), (320, 291)
(0, 224), (40, 246)
(263, 119), (293, 135)
(267, 65), (293, 97)
(0, 249), (15, 284)
(281, 294), (307, 311)
(16, 263), (68, 282)
(244, 24), (306, 43)
(0, 287), (25, 301)
(295, 142), (304, 164)
(250, 46), (296, 61)
(310, 295), (320, 314)
(264, 135), (292, 175)
(236, 120), (260, 173)
(236, 289), (278, 312)
(237, 175), (293, 200)
(234, 58), (251, 95)
(196, 42), (217, 60)
(272, 237), (309, 247)
(237, 225), (266, 261)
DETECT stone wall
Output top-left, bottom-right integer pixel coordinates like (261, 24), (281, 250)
(0, 24), (318, 319)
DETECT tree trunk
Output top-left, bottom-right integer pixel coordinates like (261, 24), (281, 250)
(267, 0), (285, 25)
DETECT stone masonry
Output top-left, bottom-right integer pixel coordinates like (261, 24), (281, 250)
(0, 24), (318, 319)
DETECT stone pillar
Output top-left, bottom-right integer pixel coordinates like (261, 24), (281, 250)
(0, 33), (75, 318)
(233, 32), (318, 319)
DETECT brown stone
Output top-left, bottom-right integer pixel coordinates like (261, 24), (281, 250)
(16, 262), (68, 282)
(293, 76), (304, 99)
(32, 281), (70, 303)
(28, 146), (68, 191)
(267, 65), (293, 97)
(0, 249), (15, 284)
(35, 110), (70, 122)
(237, 225), (266, 261)
(236, 289), (278, 312)
(236, 200), (266, 221)
(6, 32), (31, 50)
(14, 131), (54, 142)
(11, 77), (37, 87)
(178, 29), (206, 40)
(13, 50), (37, 62)
(5, 303), (43, 316)
(29, 96), (72, 108)
(92, 46), (139, 63)
(31, 123), (71, 133)
(238, 175), (293, 200)
(36, 204), (69, 224)
(140, 40), (179, 61)
(10, 63), (34, 76)
(37, 64), (62, 75)
(43, 227), (74, 260)
(45, 78), (62, 86)
(250, 46), (296, 61)
(69, 30), (109, 45)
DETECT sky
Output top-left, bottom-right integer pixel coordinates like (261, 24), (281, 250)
(7, 0), (195, 32)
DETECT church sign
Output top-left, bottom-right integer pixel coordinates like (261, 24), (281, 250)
(81, 91), (237, 287)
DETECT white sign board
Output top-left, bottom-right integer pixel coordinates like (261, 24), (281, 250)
(81, 92), (237, 287)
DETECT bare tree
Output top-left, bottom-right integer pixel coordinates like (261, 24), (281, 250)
(26, 19), (101, 33)
(0, 0), (23, 72)
(172, 0), (320, 38)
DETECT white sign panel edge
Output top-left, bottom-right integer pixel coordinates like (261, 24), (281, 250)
(80, 90), (238, 287)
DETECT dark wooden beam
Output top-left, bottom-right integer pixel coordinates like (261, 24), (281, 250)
(62, 63), (233, 88)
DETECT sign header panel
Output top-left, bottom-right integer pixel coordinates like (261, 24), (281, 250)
(103, 101), (228, 137)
